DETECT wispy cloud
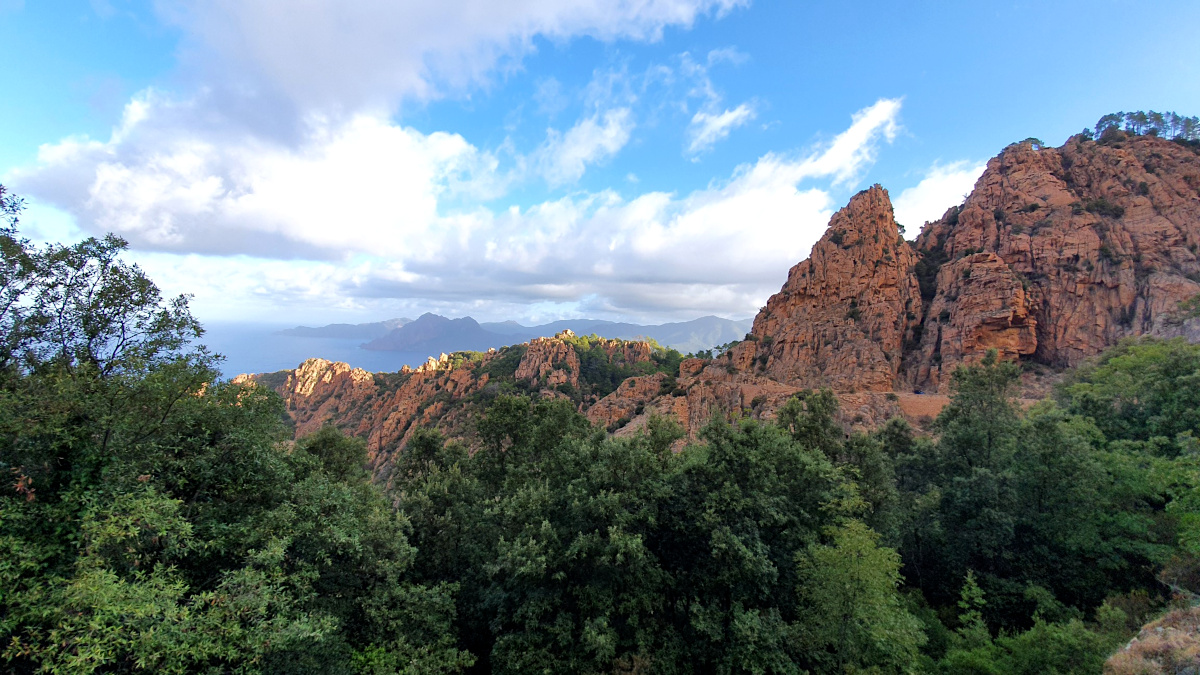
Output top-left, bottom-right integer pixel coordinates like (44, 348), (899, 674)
(687, 103), (756, 155)
(677, 49), (756, 156)
(157, 0), (749, 113)
(533, 108), (635, 187)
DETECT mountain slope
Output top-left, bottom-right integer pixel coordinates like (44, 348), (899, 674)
(362, 313), (500, 352)
(276, 317), (411, 339)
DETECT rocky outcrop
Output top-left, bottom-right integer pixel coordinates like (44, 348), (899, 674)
(731, 185), (923, 392)
(912, 133), (1200, 389)
(237, 354), (491, 484)
(1105, 605), (1200, 674)
(909, 252), (1038, 389)
(586, 373), (670, 430)
(513, 330), (656, 391)
(515, 332), (583, 388)
(589, 134), (1200, 421)
(237, 332), (673, 482)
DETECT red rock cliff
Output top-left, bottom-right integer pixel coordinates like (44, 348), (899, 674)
(733, 185), (923, 391)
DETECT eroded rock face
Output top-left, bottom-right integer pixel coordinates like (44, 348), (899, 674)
(237, 355), (490, 487)
(515, 332), (583, 388)
(912, 134), (1200, 388)
(735, 185), (923, 392)
(910, 253), (1037, 389)
(586, 373), (669, 430)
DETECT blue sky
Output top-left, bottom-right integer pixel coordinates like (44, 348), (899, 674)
(3, 0), (1199, 326)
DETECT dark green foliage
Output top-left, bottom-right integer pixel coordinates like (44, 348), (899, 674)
(394, 395), (924, 673)
(1058, 339), (1200, 455)
(447, 350), (486, 369)
(0, 209), (470, 674)
(890, 350), (1181, 643)
(297, 424), (370, 481)
(11, 180), (1200, 672)
(1094, 110), (1200, 142)
(1084, 197), (1125, 218)
(915, 241), (949, 301)
(479, 344), (526, 380)
(829, 230), (845, 246)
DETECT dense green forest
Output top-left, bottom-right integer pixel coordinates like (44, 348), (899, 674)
(3, 184), (1200, 673)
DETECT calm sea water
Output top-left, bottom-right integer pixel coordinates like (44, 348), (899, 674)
(199, 322), (431, 379)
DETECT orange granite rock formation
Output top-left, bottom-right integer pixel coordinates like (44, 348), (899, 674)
(911, 133), (1200, 389)
(731, 185), (923, 392)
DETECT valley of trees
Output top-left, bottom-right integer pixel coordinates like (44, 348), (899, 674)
(3, 184), (1200, 673)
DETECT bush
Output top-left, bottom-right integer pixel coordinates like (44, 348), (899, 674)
(1085, 197), (1125, 218)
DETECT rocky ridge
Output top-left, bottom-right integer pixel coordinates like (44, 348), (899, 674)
(236, 330), (668, 483)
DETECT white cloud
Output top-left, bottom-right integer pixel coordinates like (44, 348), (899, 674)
(804, 98), (901, 184)
(687, 103), (756, 154)
(892, 160), (986, 232)
(674, 49), (757, 156)
(706, 46), (749, 66)
(534, 108), (635, 186)
(157, 0), (748, 111)
(13, 92), (902, 322)
(13, 91), (503, 259)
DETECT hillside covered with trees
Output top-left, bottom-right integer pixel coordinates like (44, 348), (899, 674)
(4, 161), (1200, 675)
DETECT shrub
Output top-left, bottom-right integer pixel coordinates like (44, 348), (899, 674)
(1085, 197), (1125, 218)
(915, 244), (949, 301)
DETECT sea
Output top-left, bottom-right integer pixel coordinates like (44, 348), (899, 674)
(199, 322), (431, 379)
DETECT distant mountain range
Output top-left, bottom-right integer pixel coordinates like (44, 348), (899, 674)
(276, 317), (411, 340)
(279, 313), (753, 354)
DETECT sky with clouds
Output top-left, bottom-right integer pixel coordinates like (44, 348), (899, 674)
(3, 0), (1199, 326)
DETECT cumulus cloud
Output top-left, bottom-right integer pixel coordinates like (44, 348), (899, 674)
(14, 91), (508, 259)
(157, 0), (748, 111)
(892, 160), (987, 232)
(14, 95), (902, 321)
(687, 103), (756, 155)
